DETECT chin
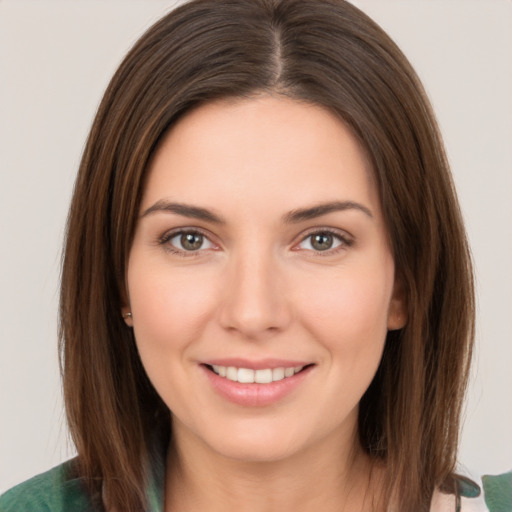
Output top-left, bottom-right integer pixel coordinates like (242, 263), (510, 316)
(198, 418), (317, 464)
(214, 438), (301, 464)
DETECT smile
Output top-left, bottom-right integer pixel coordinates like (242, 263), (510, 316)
(202, 362), (314, 407)
(210, 365), (305, 384)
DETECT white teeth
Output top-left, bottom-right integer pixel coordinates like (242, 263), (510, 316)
(237, 368), (255, 383)
(210, 364), (306, 383)
(226, 366), (238, 381)
(284, 367), (295, 378)
(272, 367), (285, 381)
(254, 369), (273, 384)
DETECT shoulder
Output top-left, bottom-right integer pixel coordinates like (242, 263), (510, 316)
(0, 459), (98, 512)
(431, 470), (512, 512)
(481, 471), (512, 512)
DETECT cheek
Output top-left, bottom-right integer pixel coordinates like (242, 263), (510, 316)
(301, 269), (391, 331)
(127, 261), (223, 415)
(296, 263), (392, 369)
(127, 260), (218, 368)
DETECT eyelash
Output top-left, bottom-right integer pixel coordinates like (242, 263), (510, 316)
(295, 228), (353, 256)
(158, 228), (216, 258)
(158, 228), (353, 257)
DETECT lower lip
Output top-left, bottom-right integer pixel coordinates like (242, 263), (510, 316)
(201, 365), (314, 407)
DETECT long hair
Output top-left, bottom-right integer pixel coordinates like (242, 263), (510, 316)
(60, 1), (474, 510)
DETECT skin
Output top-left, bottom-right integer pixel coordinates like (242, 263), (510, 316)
(124, 96), (406, 511)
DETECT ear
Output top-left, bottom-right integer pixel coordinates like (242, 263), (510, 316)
(120, 285), (133, 327)
(387, 277), (407, 331)
(121, 306), (134, 327)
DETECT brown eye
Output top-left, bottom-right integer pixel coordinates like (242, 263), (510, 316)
(297, 230), (349, 253)
(311, 233), (334, 251)
(166, 231), (214, 252)
(181, 232), (204, 251)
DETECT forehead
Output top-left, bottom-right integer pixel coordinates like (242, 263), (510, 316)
(141, 95), (379, 220)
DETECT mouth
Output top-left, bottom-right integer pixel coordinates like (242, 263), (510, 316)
(200, 361), (315, 407)
(204, 364), (312, 384)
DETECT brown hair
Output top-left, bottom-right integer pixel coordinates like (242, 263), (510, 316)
(60, 0), (474, 510)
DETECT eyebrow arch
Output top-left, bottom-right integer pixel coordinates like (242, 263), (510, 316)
(141, 200), (226, 224)
(141, 199), (373, 225)
(282, 201), (373, 223)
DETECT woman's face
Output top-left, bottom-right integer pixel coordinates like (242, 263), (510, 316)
(125, 96), (406, 463)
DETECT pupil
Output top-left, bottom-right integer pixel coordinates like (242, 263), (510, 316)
(312, 233), (332, 251)
(181, 233), (203, 250)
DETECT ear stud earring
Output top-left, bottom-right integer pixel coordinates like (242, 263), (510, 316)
(122, 312), (133, 319)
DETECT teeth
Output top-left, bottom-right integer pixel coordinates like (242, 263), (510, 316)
(238, 368), (254, 383)
(255, 369), (272, 384)
(226, 366), (237, 381)
(272, 367), (285, 381)
(210, 364), (305, 383)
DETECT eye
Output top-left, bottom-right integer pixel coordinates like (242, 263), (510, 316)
(163, 230), (215, 254)
(297, 230), (351, 253)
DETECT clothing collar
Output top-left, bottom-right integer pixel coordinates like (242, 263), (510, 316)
(145, 434), (167, 512)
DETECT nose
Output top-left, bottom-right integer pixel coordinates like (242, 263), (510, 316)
(218, 247), (292, 340)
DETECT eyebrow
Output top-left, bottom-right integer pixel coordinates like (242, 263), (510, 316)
(141, 200), (226, 224)
(141, 199), (373, 224)
(282, 201), (373, 223)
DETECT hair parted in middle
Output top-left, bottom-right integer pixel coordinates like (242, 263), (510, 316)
(60, 1), (474, 510)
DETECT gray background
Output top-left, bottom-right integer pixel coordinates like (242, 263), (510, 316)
(1, 0), (511, 492)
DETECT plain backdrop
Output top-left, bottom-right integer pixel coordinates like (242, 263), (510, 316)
(1, 0), (511, 493)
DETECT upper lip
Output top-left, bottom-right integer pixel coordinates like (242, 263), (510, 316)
(202, 358), (313, 370)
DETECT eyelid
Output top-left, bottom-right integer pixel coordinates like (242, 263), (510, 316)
(157, 226), (353, 257)
(158, 227), (220, 256)
(292, 227), (354, 253)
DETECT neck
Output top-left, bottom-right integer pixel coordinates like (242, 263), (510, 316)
(164, 420), (383, 512)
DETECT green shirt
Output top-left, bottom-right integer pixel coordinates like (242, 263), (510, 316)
(1, 460), (510, 511)
(0, 457), (164, 512)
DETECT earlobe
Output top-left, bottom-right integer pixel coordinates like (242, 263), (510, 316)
(122, 308), (133, 327)
(387, 279), (407, 331)
(121, 283), (133, 327)
(387, 307), (406, 331)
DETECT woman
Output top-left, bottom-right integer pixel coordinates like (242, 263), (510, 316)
(1, 0), (507, 510)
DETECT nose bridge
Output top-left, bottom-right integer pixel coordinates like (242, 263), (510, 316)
(218, 240), (290, 338)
